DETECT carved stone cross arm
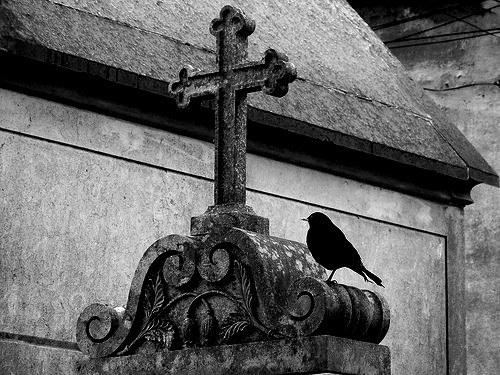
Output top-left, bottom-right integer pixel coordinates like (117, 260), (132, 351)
(169, 49), (297, 109)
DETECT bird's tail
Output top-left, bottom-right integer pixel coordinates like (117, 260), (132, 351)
(362, 266), (384, 288)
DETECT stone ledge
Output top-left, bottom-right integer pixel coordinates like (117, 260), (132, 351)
(0, 338), (82, 375)
(76, 335), (390, 375)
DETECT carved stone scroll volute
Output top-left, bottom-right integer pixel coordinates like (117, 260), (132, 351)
(285, 278), (352, 337)
(76, 234), (199, 358)
(285, 278), (390, 343)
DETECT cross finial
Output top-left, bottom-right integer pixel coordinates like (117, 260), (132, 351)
(169, 5), (296, 234)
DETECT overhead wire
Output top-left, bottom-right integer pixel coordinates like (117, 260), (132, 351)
(387, 27), (500, 42)
(371, 3), (465, 30)
(423, 81), (500, 92)
(369, 3), (500, 91)
(388, 30), (500, 48)
(381, 3), (500, 47)
(384, 17), (466, 43)
(442, 10), (500, 39)
(374, 2), (500, 31)
(383, 5), (500, 43)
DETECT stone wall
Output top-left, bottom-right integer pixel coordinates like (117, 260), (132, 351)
(349, 2), (500, 374)
(0, 87), (462, 374)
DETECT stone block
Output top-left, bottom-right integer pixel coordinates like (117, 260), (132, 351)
(190, 204), (270, 235)
(0, 338), (82, 375)
(75, 228), (389, 359)
(77, 335), (390, 375)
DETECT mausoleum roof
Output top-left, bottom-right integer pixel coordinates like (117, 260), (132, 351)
(0, 0), (497, 189)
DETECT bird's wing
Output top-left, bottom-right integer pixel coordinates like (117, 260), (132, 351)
(326, 222), (349, 241)
(326, 224), (362, 262)
(346, 241), (363, 263)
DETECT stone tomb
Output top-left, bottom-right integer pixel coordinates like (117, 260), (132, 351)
(2, 1), (497, 374)
(75, 6), (390, 375)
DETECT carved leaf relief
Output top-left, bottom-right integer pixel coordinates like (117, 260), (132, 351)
(143, 273), (165, 321)
(200, 310), (216, 346)
(119, 250), (282, 354)
(234, 260), (254, 314)
(143, 317), (175, 349)
(181, 316), (196, 348)
(221, 320), (251, 342)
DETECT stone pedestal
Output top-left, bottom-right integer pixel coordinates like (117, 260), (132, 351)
(76, 227), (390, 374)
(77, 335), (390, 375)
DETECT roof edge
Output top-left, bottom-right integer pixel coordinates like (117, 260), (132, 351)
(0, 42), (492, 205)
(418, 92), (499, 187)
(469, 167), (500, 187)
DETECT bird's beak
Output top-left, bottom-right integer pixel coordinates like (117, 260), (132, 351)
(301, 218), (308, 222)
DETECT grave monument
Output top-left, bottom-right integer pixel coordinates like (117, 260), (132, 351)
(75, 5), (390, 375)
(3, 0), (495, 373)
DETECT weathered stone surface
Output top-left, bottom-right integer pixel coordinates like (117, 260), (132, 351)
(1, 0), (497, 185)
(76, 335), (390, 375)
(191, 204), (270, 235)
(0, 128), (211, 343)
(246, 153), (448, 235)
(0, 338), (82, 375)
(250, 193), (447, 375)
(0, 87), (450, 236)
(351, 5), (500, 373)
(77, 234), (198, 358)
(0, 88), (214, 179)
(76, 227), (390, 358)
(456, 109), (500, 375)
(0, 89), (448, 374)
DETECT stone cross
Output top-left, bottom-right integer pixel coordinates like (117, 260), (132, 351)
(169, 5), (296, 208)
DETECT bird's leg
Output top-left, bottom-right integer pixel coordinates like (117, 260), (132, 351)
(326, 270), (337, 283)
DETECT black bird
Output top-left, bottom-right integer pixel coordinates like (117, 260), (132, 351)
(303, 212), (384, 287)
